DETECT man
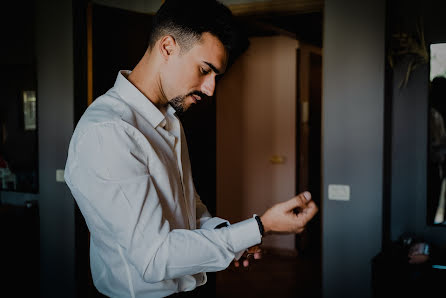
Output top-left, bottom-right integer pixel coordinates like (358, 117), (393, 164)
(64, 0), (318, 297)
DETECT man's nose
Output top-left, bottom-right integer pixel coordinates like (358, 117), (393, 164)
(201, 76), (216, 97)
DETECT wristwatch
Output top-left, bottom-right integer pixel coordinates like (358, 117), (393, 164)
(253, 214), (264, 237)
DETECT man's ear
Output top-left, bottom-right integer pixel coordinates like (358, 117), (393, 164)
(159, 35), (177, 61)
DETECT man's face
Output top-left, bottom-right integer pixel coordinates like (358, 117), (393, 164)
(164, 32), (228, 113)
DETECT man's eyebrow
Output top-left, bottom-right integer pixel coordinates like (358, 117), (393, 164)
(204, 62), (221, 74)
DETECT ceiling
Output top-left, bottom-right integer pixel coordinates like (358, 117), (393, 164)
(238, 12), (323, 47)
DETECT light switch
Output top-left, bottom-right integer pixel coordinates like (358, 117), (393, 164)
(56, 169), (65, 183)
(328, 184), (350, 201)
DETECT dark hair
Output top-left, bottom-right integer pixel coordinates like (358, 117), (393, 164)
(149, 0), (249, 66)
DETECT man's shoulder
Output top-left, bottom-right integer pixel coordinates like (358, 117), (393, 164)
(87, 89), (125, 119)
(71, 89), (137, 144)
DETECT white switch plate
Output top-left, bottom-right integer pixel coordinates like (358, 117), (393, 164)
(56, 169), (65, 183)
(328, 184), (350, 201)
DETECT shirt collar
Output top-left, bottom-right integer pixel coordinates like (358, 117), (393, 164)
(113, 70), (168, 129)
(166, 104), (177, 117)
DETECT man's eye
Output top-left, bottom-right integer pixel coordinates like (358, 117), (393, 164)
(201, 68), (211, 75)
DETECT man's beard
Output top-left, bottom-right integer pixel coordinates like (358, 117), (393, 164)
(169, 95), (187, 115)
(169, 91), (206, 115)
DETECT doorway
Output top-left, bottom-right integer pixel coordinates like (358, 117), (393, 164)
(215, 13), (323, 298)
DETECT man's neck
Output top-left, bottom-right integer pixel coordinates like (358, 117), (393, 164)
(128, 49), (167, 110)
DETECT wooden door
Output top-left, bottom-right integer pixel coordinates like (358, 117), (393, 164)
(296, 44), (322, 260)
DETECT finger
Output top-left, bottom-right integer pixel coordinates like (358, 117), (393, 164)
(243, 259), (249, 267)
(281, 192), (311, 211)
(296, 201), (318, 227)
(253, 246), (262, 253)
(254, 252), (262, 259)
(234, 261), (240, 268)
(300, 201), (318, 221)
(247, 246), (258, 253)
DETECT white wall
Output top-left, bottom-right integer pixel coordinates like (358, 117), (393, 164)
(217, 36), (298, 251)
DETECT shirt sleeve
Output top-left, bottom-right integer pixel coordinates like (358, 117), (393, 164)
(65, 123), (261, 284)
(195, 194), (246, 260)
(195, 193), (229, 229)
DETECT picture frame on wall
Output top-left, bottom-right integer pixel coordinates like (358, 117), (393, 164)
(22, 90), (36, 131)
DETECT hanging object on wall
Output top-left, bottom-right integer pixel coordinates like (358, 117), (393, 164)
(388, 18), (428, 88)
(22, 90), (37, 131)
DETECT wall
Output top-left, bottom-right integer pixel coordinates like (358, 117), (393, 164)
(35, 0), (76, 297)
(217, 36), (298, 251)
(389, 0), (446, 245)
(322, 0), (385, 297)
(0, 1), (39, 200)
(0, 0), (76, 296)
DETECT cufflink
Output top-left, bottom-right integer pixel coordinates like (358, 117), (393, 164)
(215, 222), (229, 229)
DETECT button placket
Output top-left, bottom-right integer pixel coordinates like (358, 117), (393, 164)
(170, 118), (193, 230)
(158, 116), (193, 229)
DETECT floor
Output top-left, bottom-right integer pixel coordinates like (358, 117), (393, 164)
(0, 202), (40, 297)
(216, 247), (321, 298)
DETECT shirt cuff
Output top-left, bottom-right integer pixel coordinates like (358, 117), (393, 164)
(200, 217), (229, 230)
(234, 250), (245, 260)
(228, 218), (262, 253)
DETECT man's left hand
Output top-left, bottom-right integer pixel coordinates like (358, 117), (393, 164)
(233, 245), (262, 268)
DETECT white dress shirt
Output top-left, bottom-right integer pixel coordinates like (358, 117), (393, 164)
(64, 71), (262, 298)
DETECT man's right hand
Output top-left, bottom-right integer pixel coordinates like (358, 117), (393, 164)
(260, 191), (318, 235)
